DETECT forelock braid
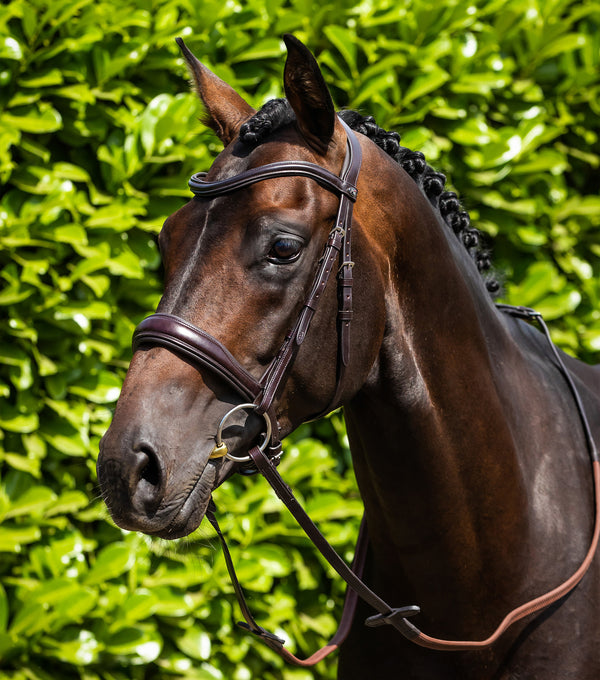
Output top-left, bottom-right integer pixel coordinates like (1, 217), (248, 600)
(239, 99), (295, 147)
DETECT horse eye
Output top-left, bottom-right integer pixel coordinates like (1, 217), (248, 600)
(267, 237), (303, 264)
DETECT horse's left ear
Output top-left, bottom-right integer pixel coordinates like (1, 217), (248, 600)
(176, 38), (256, 145)
(283, 34), (337, 155)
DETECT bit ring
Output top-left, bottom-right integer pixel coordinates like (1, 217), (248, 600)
(212, 403), (272, 463)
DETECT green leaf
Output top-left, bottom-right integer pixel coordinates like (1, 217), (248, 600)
(20, 69), (64, 88)
(2, 105), (62, 134)
(451, 72), (510, 96)
(120, 589), (158, 623)
(323, 26), (358, 75)
(0, 37), (23, 60)
(104, 626), (162, 662)
(53, 587), (97, 623)
(231, 38), (283, 63)
(449, 118), (494, 146)
(0, 584), (8, 632)
(0, 525), (41, 552)
(305, 492), (363, 521)
(507, 262), (562, 307)
(53, 162), (91, 183)
(241, 544), (291, 577)
(0, 407), (39, 434)
(42, 430), (88, 457)
(534, 289), (582, 320)
(46, 490), (89, 517)
(535, 33), (587, 62)
(175, 627), (212, 661)
(149, 586), (195, 617)
(403, 67), (450, 105)
(41, 628), (101, 665)
(9, 600), (51, 636)
(85, 543), (136, 585)
(68, 371), (121, 404)
(4, 485), (56, 519)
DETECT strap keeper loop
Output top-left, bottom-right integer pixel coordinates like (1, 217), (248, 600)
(237, 621), (286, 646)
(364, 606), (421, 641)
(328, 225), (345, 240)
(338, 260), (355, 275)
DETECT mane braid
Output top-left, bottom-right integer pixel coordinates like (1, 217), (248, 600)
(239, 101), (500, 296)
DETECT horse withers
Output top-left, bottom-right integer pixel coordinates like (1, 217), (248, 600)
(97, 35), (600, 679)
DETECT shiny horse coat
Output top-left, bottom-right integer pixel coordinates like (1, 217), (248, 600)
(98, 35), (600, 679)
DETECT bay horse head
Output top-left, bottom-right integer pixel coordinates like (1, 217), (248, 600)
(98, 35), (389, 538)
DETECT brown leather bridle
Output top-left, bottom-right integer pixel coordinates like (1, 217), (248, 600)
(133, 118), (362, 465)
(131, 120), (600, 665)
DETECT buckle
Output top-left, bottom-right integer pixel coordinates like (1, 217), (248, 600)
(238, 446), (283, 476)
(365, 605), (420, 628)
(496, 303), (541, 320)
(237, 621), (285, 646)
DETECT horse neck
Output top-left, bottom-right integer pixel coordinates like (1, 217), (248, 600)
(345, 180), (531, 632)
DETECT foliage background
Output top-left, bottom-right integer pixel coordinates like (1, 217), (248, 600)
(1, 0), (599, 678)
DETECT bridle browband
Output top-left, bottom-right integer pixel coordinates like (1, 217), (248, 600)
(132, 119), (600, 664)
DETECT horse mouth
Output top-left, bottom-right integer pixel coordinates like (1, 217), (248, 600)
(99, 452), (227, 540)
(98, 406), (266, 540)
(154, 460), (219, 539)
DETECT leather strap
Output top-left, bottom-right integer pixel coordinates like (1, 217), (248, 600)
(254, 221), (346, 416)
(206, 493), (368, 666)
(189, 160), (358, 201)
(133, 313), (262, 401)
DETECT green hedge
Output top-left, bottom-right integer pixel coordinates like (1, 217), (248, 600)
(0, 0), (599, 678)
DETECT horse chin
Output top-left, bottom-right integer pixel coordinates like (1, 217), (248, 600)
(150, 458), (225, 540)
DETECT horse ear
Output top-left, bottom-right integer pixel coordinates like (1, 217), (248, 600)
(283, 34), (336, 155)
(176, 38), (256, 145)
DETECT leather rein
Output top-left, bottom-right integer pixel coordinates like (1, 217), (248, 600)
(132, 120), (600, 664)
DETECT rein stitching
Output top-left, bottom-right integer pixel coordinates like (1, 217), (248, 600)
(132, 123), (600, 663)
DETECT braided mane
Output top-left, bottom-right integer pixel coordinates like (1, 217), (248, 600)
(239, 99), (499, 296)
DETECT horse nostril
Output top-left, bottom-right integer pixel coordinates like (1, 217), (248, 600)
(132, 445), (165, 517)
(139, 448), (161, 487)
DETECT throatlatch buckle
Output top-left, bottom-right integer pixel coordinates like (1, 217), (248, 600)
(495, 303), (542, 321)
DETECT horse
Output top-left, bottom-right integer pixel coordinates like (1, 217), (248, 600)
(97, 35), (600, 679)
